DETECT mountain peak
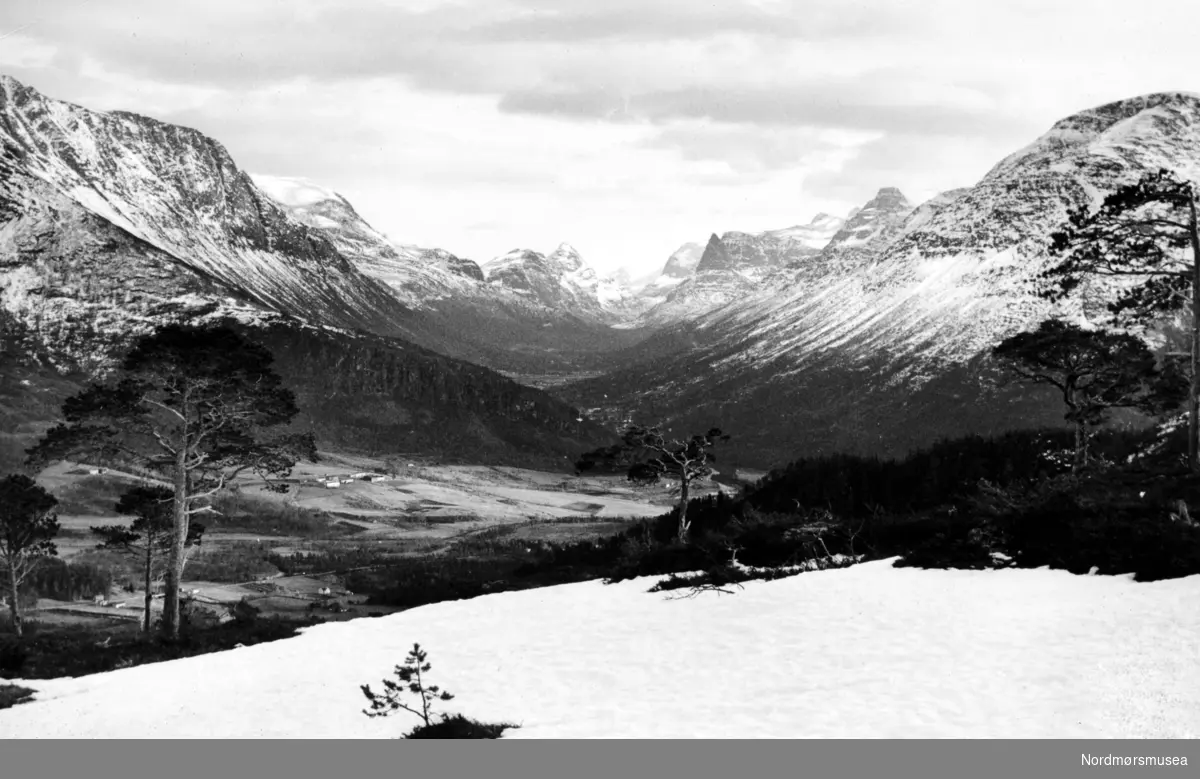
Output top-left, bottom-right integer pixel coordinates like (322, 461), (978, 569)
(695, 233), (735, 273)
(548, 242), (585, 272)
(1049, 92), (1200, 137)
(867, 187), (910, 209)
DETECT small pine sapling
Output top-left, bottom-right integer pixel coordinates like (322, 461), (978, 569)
(361, 643), (455, 728)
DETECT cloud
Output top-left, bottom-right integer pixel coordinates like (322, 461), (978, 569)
(4, 0), (1200, 275)
(640, 123), (879, 176)
(499, 82), (1033, 138)
(0, 0), (912, 91)
(801, 131), (1019, 207)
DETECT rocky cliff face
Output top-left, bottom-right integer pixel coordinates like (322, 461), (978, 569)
(639, 210), (848, 325)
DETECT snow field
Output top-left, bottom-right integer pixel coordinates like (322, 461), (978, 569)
(1, 560), (1196, 739)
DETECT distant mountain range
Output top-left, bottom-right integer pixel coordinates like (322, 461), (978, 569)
(4, 72), (1199, 471)
(561, 91), (1200, 467)
(0, 75), (611, 470)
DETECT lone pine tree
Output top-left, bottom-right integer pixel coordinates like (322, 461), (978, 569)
(1042, 168), (1200, 470)
(992, 319), (1185, 471)
(362, 643), (455, 729)
(27, 323), (316, 640)
(576, 424), (729, 543)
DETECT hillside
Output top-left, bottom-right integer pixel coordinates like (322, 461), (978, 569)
(2, 561), (1196, 737)
(566, 92), (1200, 467)
(0, 76), (610, 468)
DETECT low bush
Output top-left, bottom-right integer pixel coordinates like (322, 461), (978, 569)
(186, 543), (280, 583)
(406, 714), (518, 739)
(3, 616), (311, 680)
(0, 684), (35, 710)
(207, 492), (348, 537)
(22, 558), (113, 602)
(1005, 493), (1200, 581)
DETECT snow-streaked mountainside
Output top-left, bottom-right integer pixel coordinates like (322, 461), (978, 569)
(0, 75), (421, 345)
(566, 92), (1200, 467)
(641, 241), (704, 296)
(252, 173), (487, 307)
(482, 243), (649, 323)
(639, 211), (847, 325)
(0, 75), (611, 468)
(2, 560), (1197, 738)
(252, 175), (658, 375)
(259, 175), (650, 326)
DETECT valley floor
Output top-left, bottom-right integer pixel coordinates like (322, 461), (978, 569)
(2, 560), (1197, 738)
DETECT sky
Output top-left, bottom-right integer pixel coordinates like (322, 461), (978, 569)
(1, 1), (1199, 277)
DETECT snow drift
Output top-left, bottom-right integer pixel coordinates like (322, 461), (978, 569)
(1, 560), (1197, 739)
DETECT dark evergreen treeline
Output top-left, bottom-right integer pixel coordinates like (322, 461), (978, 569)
(22, 559), (112, 602)
(737, 427), (1160, 518)
(249, 322), (611, 467)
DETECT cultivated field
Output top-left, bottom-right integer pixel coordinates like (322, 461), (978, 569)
(22, 453), (701, 632)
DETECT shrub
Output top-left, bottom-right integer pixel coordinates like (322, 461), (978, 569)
(0, 684), (35, 710)
(1005, 494), (1200, 581)
(7, 617), (309, 679)
(0, 637), (27, 676)
(893, 529), (1003, 571)
(405, 714), (518, 739)
(185, 543), (280, 583)
(206, 492), (348, 537)
(22, 558), (112, 602)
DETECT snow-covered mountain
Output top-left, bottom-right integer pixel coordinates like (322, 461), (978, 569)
(481, 243), (648, 323)
(0, 75), (608, 467)
(566, 92), (1200, 467)
(637, 242), (705, 303)
(251, 174), (487, 307)
(250, 176), (655, 375)
(639, 211), (847, 325)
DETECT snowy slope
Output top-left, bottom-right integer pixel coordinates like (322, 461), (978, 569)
(640, 212), (847, 325)
(569, 92), (1200, 464)
(482, 243), (649, 323)
(639, 241), (706, 301)
(1, 560), (1196, 738)
(0, 76), (415, 342)
(251, 174), (487, 308)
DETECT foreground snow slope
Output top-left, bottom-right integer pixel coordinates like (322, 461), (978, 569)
(2, 561), (1197, 738)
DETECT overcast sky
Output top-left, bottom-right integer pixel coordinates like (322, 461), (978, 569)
(2, 1), (1198, 276)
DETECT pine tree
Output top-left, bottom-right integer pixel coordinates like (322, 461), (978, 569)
(992, 319), (1185, 471)
(27, 323), (317, 639)
(361, 643), (455, 728)
(92, 485), (206, 633)
(1041, 168), (1200, 469)
(576, 425), (729, 543)
(0, 474), (60, 636)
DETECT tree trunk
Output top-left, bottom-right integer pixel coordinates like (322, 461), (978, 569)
(143, 541), (153, 634)
(6, 562), (21, 637)
(162, 447), (189, 641)
(1080, 420), (1089, 472)
(1189, 195), (1200, 473)
(677, 474), (691, 544)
